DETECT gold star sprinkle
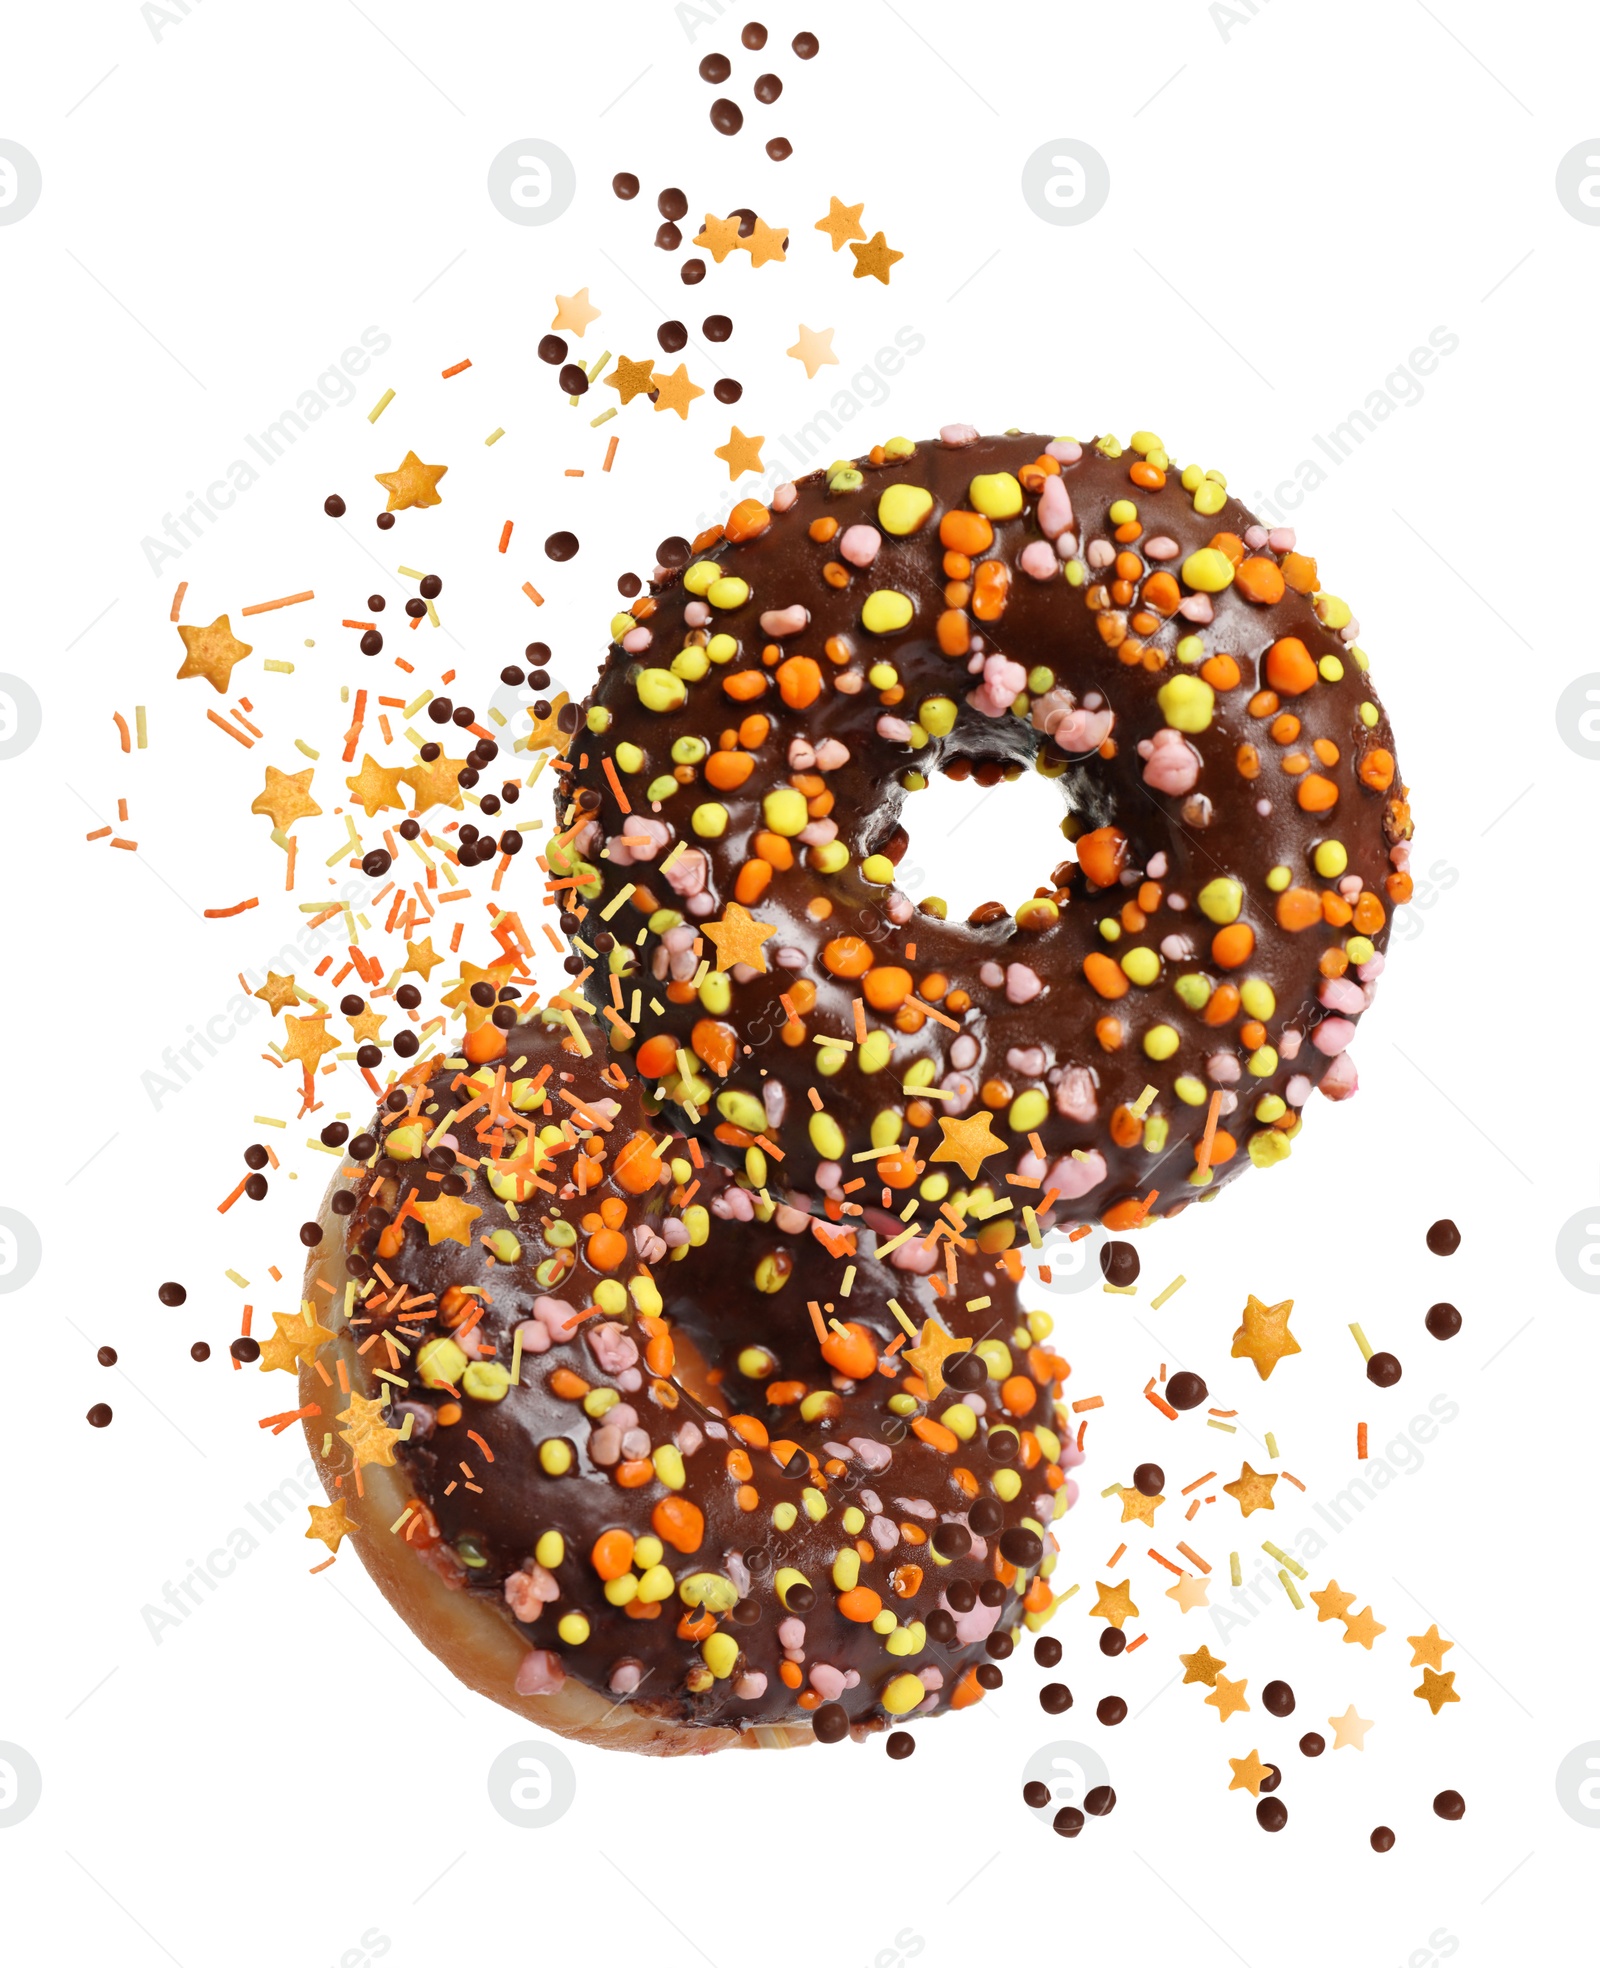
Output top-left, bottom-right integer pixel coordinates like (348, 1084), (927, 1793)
(551, 288), (600, 335)
(526, 692), (573, 755)
(1407, 1624), (1453, 1671)
(742, 216), (788, 268)
(1228, 1749), (1270, 1796)
(931, 1110), (1005, 1182)
(1116, 1484), (1164, 1527)
(702, 903), (776, 975)
(786, 324), (838, 380)
(374, 449), (447, 512)
(250, 764), (320, 832)
(650, 363), (705, 421)
(442, 960), (517, 1032)
(338, 1392), (404, 1470)
(693, 213), (744, 263)
(254, 971), (299, 1015)
(306, 1498), (357, 1554)
(1179, 1645), (1226, 1687)
(1341, 1604), (1387, 1650)
(279, 1014), (338, 1072)
(402, 936), (445, 981)
(1205, 1673), (1251, 1722)
(713, 425), (765, 479)
(815, 196), (868, 252)
(347, 1006), (387, 1044)
(849, 230), (903, 285)
(1167, 1571), (1211, 1614)
(176, 614), (252, 694)
(345, 753), (409, 817)
(1090, 1579), (1139, 1630)
(400, 750), (467, 813)
(606, 354), (657, 405)
(257, 1307), (336, 1375)
(1310, 1579), (1357, 1624)
(1414, 1668), (1460, 1716)
(412, 1194), (483, 1248)
(1230, 1294), (1301, 1379)
(1222, 1461), (1278, 1517)
(902, 1320), (971, 1400)
(1327, 1704), (1374, 1750)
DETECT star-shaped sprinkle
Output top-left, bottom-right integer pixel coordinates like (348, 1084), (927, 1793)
(176, 614), (252, 694)
(306, 1498), (357, 1553)
(338, 1392), (404, 1469)
(1327, 1704), (1373, 1750)
(713, 425), (765, 479)
(1205, 1673), (1251, 1722)
(1179, 1645), (1226, 1687)
(931, 1110), (1005, 1181)
(815, 196), (867, 252)
(902, 1319), (971, 1400)
(606, 354), (657, 405)
(257, 1307), (337, 1375)
(412, 1194), (483, 1248)
(551, 288), (600, 335)
(1116, 1484), (1164, 1527)
(443, 959), (517, 1032)
(742, 216), (788, 268)
(526, 692), (573, 755)
(1414, 1668), (1459, 1716)
(1223, 1461), (1278, 1517)
(1341, 1604), (1386, 1650)
(786, 323), (838, 380)
(374, 450), (447, 512)
(1090, 1579), (1139, 1630)
(347, 1006), (387, 1044)
(1167, 1571), (1211, 1614)
(280, 1014), (338, 1071)
(849, 230), (903, 285)
(693, 213), (744, 263)
(1228, 1749), (1270, 1796)
(251, 764), (321, 831)
(1310, 1579), (1356, 1624)
(254, 971), (299, 1015)
(650, 363), (705, 420)
(1230, 1294), (1300, 1380)
(1407, 1624), (1453, 1671)
(702, 903), (776, 974)
(345, 753), (409, 817)
(402, 936), (444, 981)
(400, 750), (467, 812)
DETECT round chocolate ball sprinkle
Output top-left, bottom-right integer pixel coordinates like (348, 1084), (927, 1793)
(1426, 1302), (1462, 1340)
(741, 20), (767, 47)
(1263, 1679), (1296, 1717)
(1370, 1826), (1395, 1853)
(1034, 1635), (1062, 1668)
(537, 334), (567, 365)
(1133, 1462), (1164, 1497)
(376, 511), (395, 530)
(1039, 1683), (1073, 1714)
(544, 531), (579, 562)
(1166, 1370), (1207, 1410)
(886, 1730), (915, 1760)
(753, 72), (782, 102)
(657, 186), (688, 221)
(1259, 1764), (1282, 1793)
(323, 493), (345, 517)
(654, 221), (682, 252)
(1023, 1780), (1051, 1809)
(231, 1336), (261, 1363)
(158, 1282), (187, 1307)
(558, 363), (588, 396)
(792, 29), (820, 56)
(1100, 1239), (1140, 1287)
(360, 629), (382, 656)
(190, 1341), (210, 1361)
(1433, 1789), (1465, 1820)
(1256, 1797), (1288, 1832)
(87, 1403), (113, 1428)
(703, 314), (733, 342)
(698, 52), (731, 83)
(714, 377), (743, 403)
(96, 1345), (117, 1367)
(656, 534), (691, 568)
(1096, 1695), (1127, 1726)
(658, 320), (688, 354)
(1366, 1351), (1403, 1388)
(710, 97), (743, 134)
(1299, 1731), (1325, 1757)
(765, 137), (792, 161)
(1426, 1218), (1461, 1255)
(812, 1701), (849, 1744)
(680, 259), (706, 285)
(1098, 1628), (1126, 1658)
(1052, 1806), (1084, 1838)
(612, 171), (639, 200)
(1084, 1784), (1116, 1817)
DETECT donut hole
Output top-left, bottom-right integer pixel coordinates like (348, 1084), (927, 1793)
(894, 759), (1075, 921)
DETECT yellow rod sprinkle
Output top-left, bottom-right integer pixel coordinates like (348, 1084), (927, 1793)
(251, 1115), (286, 1128)
(1229, 1551), (1241, 1587)
(1206, 1419), (1237, 1433)
(293, 737), (319, 759)
(134, 705), (148, 748)
(600, 882), (636, 920)
(263, 659), (295, 673)
(367, 388), (395, 423)
(590, 406), (618, 428)
(1278, 1570), (1304, 1610)
(887, 1298), (917, 1338)
(1348, 1321), (1373, 1361)
(1264, 1431), (1279, 1459)
(1128, 1083), (1158, 1119)
(484, 427), (505, 445)
(840, 1265), (855, 1298)
(1262, 1541), (1306, 1579)
(1150, 1275), (1186, 1310)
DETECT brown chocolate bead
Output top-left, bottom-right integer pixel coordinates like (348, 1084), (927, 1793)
(1096, 1696), (1127, 1726)
(1370, 1825), (1395, 1852)
(1426, 1302), (1461, 1339)
(1263, 1680), (1295, 1716)
(1366, 1351), (1402, 1387)
(1166, 1370), (1207, 1410)
(1426, 1218), (1460, 1255)
(1433, 1790), (1465, 1819)
(1133, 1462), (1164, 1497)
(1256, 1797), (1288, 1832)
(1100, 1239), (1140, 1286)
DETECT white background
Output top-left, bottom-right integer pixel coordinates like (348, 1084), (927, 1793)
(1, 1), (1596, 1962)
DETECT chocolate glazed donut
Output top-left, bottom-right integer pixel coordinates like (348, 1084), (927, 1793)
(558, 429), (1411, 1233)
(297, 1016), (1066, 1752)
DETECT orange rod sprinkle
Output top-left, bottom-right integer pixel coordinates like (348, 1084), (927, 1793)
(241, 589), (314, 617)
(522, 582), (545, 607)
(497, 521), (513, 554)
(1176, 1542), (1210, 1573)
(204, 897), (259, 919)
(206, 709), (254, 748)
(112, 712), (131, 753)
(169, 580), (187, 621)
(1356, 1423), (1368, 1460)
(441, 358), (472, 378)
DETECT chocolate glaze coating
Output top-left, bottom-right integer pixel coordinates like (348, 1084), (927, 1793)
(563, 432), (1409, 1229)
(301, 1021), (1067, 1739)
